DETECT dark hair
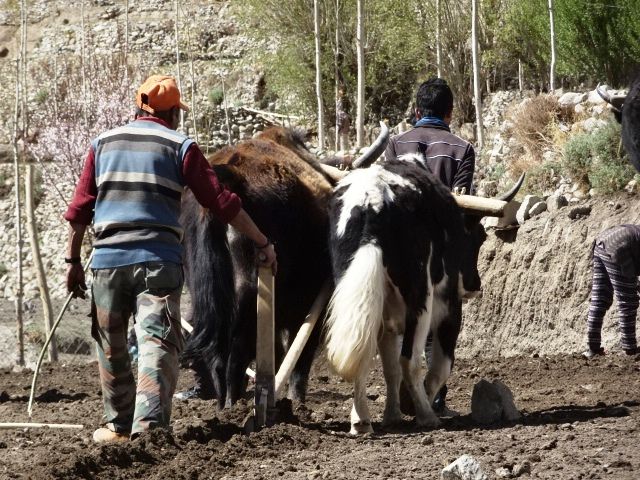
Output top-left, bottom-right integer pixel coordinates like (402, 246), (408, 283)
(416, 77), (453, 119)
(135, 107), (177, 125)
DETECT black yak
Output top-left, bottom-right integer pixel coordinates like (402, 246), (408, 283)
(597, 75), (640, 172)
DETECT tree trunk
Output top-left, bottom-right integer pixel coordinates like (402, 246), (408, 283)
(124, 0), (129, 64)
(12, 59), (24, 367)
(334, 0), (340, 151)
(355, 0), (365, 149)
(175, 0), (184, 130)
(25, 164), (57, 362)
(313, 0), (325, 149)
(80, 0), (88, 126)
(436, 0), (442, 77)
(222, 80), (232, 146)
(471, 0), (484, 149)
(548, 0), (556, 92)
(518, 58), (523, 92)
(20, 0), (28, 135)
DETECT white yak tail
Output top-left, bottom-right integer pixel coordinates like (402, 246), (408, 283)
(325, 243), (385, 382)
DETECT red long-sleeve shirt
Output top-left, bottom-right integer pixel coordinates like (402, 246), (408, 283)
(64, 117), (242, 225)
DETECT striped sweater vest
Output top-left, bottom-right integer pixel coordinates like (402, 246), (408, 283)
(91, 120), (194, 268)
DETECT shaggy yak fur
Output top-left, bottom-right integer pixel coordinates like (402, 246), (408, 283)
(180, 127), (335, 407)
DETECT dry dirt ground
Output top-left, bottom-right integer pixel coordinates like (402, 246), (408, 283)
(1, 350), (639, 480)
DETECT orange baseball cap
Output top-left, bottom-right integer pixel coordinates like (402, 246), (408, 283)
(136, 75), (190, 114)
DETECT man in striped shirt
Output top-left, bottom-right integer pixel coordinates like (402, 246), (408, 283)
(64, 75), (276, 443)
(385, 78), (476, 417)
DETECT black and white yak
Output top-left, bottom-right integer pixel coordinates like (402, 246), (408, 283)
(324, 155), (523, 434)
(597, 75), (640, 172)
(180, 126), (388, 407)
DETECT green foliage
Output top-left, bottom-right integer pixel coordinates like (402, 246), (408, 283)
(35, 89), (49, 105)
(208, 87), (224, 106)
(235, 0), (428, 124)
(494, 0), (640, 88)
(526, 159), (562, 196)
(562, 121), (635, 194)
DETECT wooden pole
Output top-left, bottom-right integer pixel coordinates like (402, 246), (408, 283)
(275, 280), (331, 397)
(12, 58), (24, 367)
(254, 267), (275, 427)
(25, 164), (57, 362)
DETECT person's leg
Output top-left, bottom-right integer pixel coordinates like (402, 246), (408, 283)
(586, 251), (613, 354)
(131, 262), (184, 436)
(91, 267), (136, 436)
(604, 259), (639, 354)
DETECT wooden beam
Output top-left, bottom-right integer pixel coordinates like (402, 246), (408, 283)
(275, 280), (331, 396)
(0, 422), (83, 430)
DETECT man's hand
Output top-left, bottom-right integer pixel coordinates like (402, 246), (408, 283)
(66, 263), (87, 299)
(257, 243), (278, 276)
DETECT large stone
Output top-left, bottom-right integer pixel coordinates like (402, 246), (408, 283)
(471, 378), (521, 424)
(516, 195), (541, 225)
(528, 201), (547, 218)
(441, 455), (489, 480)
(558, 92), (587, 108)
(547, 193), (568, 212)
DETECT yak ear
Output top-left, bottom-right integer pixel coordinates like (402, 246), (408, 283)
(227, 152), (241, 165)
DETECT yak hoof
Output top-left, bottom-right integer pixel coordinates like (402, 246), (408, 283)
(350, 420), (374, 435)
(416, 412), (441, 429)
(381, 408), (403, 427)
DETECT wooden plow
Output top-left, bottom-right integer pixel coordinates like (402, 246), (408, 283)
(244, 268), (331, 432)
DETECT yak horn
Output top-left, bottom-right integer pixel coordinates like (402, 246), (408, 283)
(320, 164), (348, 183)
(454, 195), (507, 217)
(497, 172), (525, 202)
(351, 121), (390, 169)
(455, 173), (526, 217)
(596, 83), (625, 112)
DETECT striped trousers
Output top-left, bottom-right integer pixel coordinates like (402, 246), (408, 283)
(587, 246), (638, 352)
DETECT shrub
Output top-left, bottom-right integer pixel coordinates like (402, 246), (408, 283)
(525, 159), (563, 196)
(562, 132), (592, 188)
(562, 121), (635, 194)
(509, 95), (562, 158)
(208, 87), (224, 106)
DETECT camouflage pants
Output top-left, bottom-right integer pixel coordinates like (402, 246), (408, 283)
(91, 262), (184, 436)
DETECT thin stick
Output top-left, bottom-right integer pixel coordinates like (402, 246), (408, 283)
(0, 422), (83, 430)
(27, 251), (94, 418)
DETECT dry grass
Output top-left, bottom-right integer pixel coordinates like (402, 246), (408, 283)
(507, 95), (569, 158)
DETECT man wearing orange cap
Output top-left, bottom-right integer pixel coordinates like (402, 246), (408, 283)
(64, 75), (277, 443)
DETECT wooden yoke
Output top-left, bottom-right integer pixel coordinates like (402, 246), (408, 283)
(254, 267), (276, 427)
